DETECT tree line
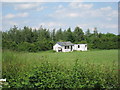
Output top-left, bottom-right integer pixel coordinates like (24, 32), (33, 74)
(2, 25), (119, 52)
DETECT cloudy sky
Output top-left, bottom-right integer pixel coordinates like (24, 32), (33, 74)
(2, 2), (118, 34)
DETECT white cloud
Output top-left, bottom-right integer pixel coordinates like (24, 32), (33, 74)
(50, 3), (118, 23)
(50, 8), (80, 18)
(100, 6), (112, 11)
(2, 0), (54, 2)
(40, 22), (64, 27)
(1, 0), (84, 2)
(76, 24), (88, 27)
(17, 12), (28, 17)
(106, 17), (112, 21)
(49, 3), (94, 18)
(101, 24), (117, 29)
(14, 3), (45, 12)
(4, 14), (15, 19)
(36, 6), (46, 11)
(69, 2), (93, 9)
(55, 8), (66, 13)
(14, 3), (40, 10)
(67, 13), (79, 17)
(4, 12), (29, 19)
(100, 24), (118, 34)
(99, 6), (118, 18)
(3, 19), (32, 31)
(58, 5), (63, 9)
(76, 23), (118, 34)
(39, 22), (65, 30)
(2, 2), (118, 34)
(2, 0), (119, 2)
(107, 10), (118, 17)
(3, 21), (18, 26)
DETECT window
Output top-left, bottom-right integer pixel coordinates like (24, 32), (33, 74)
(65, 46), (66, 49)
(67, 46), (69, 49)
(78, 45), (80, 48)
(65, 46), (69, 49)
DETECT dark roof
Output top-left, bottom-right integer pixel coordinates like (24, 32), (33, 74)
(57, 41), (74, 46)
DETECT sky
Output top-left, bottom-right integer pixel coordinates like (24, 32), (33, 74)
(2, 2), (118, 34)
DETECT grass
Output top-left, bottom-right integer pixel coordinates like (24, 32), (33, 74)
(2, 49), (119, 88)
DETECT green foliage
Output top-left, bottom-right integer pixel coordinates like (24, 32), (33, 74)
(73, 26), (85, 42)
(55, 28), (63, 41)
(2, 25), (119, 52)
(79, 40), (87, 44)
(2, 50), (118, 89)
(64, 27), (75, 42)
(18, 42), (36, 52)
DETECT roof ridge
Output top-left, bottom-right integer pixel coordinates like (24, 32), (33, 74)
(57, 41), (74, 46)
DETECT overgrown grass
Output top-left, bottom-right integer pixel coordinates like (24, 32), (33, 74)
(2, 49), (119, 89)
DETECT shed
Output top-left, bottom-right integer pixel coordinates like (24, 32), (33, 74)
(53, 41), (87, 52)
(53, 42), (74, 52)
(74, 44), (87, 51)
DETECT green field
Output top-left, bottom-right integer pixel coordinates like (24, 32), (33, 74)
(2, 50), (119, 88)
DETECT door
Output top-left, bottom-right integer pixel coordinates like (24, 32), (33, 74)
(71, 46), (72, 51)
(58, 47), (62, 52)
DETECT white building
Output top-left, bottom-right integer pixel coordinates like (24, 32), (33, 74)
(53, 42), (87, 52)
(53, 42), (74, 52)
(74, 44), (87, 51)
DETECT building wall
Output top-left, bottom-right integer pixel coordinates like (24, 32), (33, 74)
(53, 44), (62, 52)
(53, 43), (87, 52)
(62, 46), (73, 52)
(74, 44), (87, 51)
(53, 44), (73, 52)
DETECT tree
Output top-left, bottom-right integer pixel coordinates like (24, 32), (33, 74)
(64, 27), (74, 42)
(73, 26), (85, 43)
(93, 27), (98, 37)
(85, 28), (91, 43)
(51, 29), (56, 42)
(55, 28), (63, 41)
(22, 26), (34, 43)
(85, 28), (91, 37)
(37, 28), (50, 42)
(2, 25), (119, 52)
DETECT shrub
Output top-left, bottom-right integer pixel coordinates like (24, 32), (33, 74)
(3, 59), (118, 89)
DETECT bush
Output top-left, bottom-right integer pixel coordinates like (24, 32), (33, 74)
(17, 42), (37, 52)
(3, 59), (119, 89)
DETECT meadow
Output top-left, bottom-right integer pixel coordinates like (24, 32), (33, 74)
(2, 49), (119, 89)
